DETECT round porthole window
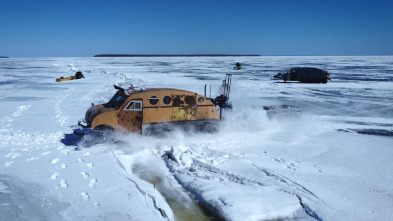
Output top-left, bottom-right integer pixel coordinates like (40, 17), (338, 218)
(163, 96), (171, 104)
(198, 97), (204, 102)
(149, 96), (159, 105)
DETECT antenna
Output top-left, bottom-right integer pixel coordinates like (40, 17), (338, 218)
(224, 74), (232, 99)
(214, 74), (233, 119)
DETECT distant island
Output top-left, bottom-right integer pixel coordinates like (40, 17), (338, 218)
(94, 54), (260, 57)
(0, 56), (9, 58)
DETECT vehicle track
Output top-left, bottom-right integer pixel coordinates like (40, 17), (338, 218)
(163, 148), (325, 221)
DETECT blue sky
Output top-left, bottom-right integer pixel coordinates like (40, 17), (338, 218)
(1, 0), (393, 57)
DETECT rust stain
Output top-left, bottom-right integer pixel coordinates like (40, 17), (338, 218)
(171, 95), (184, 107)
(135, 112), (143, 122)
(184, 95), (196, 106)
(172, 94), (195, 107)
(172, 106), (196, 121)
(118, 110), (143, 133)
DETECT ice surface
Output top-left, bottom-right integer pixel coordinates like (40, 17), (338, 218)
(1, 56), (393, 221)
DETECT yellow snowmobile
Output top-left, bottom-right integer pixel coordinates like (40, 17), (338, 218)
(56, 71), (85, 82)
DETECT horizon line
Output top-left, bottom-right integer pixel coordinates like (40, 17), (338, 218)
(2, 54), (393, 58)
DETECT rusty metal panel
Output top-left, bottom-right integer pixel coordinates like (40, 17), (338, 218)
(117, 99), (143, 133)
(197, 106), (208, 119)
(196, 106), (220, 120)
(184, 94), (196, 106)
(143, 107), (172, 123)
(172, 106), (196, 121)
(171, 94), (196, 107)
(118, 110), (143, 133)
(91, 111), (119, 128)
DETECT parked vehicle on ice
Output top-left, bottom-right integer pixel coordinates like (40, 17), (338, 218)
(273, 67), (330, 83)
(56, 71), (85, 82)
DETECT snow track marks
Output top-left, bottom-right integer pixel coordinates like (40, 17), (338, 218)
(163, 147), (324, 221)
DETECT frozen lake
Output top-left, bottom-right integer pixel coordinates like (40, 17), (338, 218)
(1, 56), (392, 221)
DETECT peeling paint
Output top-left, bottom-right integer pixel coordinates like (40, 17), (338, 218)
(172, 106), (196, 121)
(171, 95), (184, 107)
(184, 95), (196, 106)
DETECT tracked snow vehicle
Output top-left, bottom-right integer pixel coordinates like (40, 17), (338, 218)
(79, 74), (232, 134)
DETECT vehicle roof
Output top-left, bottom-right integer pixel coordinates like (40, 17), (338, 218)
(126, 87), (201, 95)
(289, 67), (327, 72)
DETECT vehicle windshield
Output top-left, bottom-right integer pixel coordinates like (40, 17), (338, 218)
(103, 92), (128, 109)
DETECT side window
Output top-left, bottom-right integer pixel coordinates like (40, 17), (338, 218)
(124, 100), (142, 111)
(149, 96), (159, 105)
(103, 92), (127, 109)
(114, 96), (127, 108)
(163, 96), (171, 104)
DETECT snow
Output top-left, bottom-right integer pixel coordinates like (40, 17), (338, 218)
(1, 56), (393, 221)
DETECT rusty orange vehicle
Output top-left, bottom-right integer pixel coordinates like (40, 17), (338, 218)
(79, 74), (232, 134)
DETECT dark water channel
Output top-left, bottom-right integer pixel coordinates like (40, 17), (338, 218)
(132, 164), (220, 221)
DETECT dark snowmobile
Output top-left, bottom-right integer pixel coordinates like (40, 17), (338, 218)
(273, 67), (331, 83)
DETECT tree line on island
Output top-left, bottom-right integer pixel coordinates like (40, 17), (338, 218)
(93, 54), (260, 57)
